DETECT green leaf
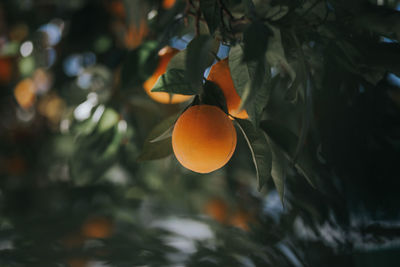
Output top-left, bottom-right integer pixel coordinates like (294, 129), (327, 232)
(151, 68), (199, 95)
(200, 80), (228, 113)
(243, 21), (271, 62)
(235, 118), (272, 191)
(185, 35), (219, 87)
(266, 136), (287, 205)
(200, 0), (221, 35)
(265, 25), (295, 82)
(260, 120), (319, 188)
(137, 114), (179, 161)
(228, 45), (271, 126)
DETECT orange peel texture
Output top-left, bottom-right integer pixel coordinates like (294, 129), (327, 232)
(172, 105), (237, 173)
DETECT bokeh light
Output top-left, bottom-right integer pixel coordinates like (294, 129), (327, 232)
(20, 41), (33, 57)
(14, 78), (36, 109)
(38, 22), (63, 46)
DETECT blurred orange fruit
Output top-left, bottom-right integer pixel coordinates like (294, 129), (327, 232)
(14, 78), (36, 109)
(162, 0), (176, 9)
(38, 93), (65, 124)
(143, 46), (191, 104)
(172, 105), (237, 173)
(124, 20), (148, 50)
(110, 0), (125, 18)
(204, 198), (228, 223)
(207, 59), (248, 119)
(81, 217), (113, 239)
(229, 210), (252, 231)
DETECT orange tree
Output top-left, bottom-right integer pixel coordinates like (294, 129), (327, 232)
(1, 0), (400, 266)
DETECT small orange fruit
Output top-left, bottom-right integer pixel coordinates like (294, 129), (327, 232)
(172, 105), (237, 173)
(143, 46), (191, 104)
(207, 59), (248, 119)
(204, 198), (228, 223)
(162, 0), (176, 9)
(81, 217), (113, 239)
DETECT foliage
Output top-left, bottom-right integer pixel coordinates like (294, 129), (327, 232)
(1, 0), (400, 266)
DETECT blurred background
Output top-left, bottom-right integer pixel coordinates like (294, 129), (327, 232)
(1, 0), (400, 266)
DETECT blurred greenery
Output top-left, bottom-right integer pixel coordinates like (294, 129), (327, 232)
(0, 0), (400, 266)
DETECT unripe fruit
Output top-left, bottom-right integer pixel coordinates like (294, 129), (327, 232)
(172, 105), (237, 173)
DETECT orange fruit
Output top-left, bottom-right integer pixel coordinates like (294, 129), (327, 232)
(124, 20), (148, 50)
(14, 78), (36, 109)
(143, 47), (191, 104)
(81, 217), (113, 239)
(172, 105), (237, 173)
(229, 211), (251, 231)
(204, 198), (228, 223)
(207, 59), (248, 119)
(162, 0), (176, 9)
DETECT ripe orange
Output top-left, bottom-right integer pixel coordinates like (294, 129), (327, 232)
(207, 59), (248, 119)
(81, 217), (113, 239)
(162, 0), (176, 9)
(143, 46), (191, 104)
(204, 198), (228, 223)
(172, 105), (237, 173)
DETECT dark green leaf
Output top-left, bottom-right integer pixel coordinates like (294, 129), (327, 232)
(137, 114), (179, 161)
(185, 35), (219, 87)
(243, 21), (271, 62)
(151, 68), (199, 95)
(241, 0), (256, 17)
(229, 45), (271, 126)
(266, 136), (287, 205)
(200, 80), (228, 113)
(235, 118), (272, 191)
(260, 120), (319, 188)
(200, 0), (222, 35)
